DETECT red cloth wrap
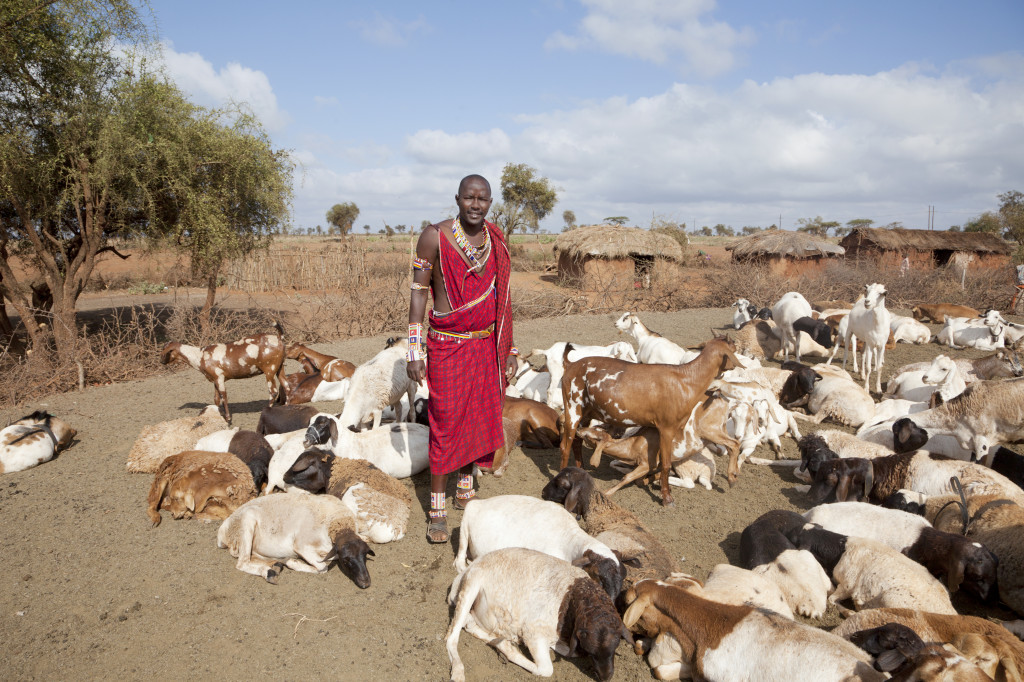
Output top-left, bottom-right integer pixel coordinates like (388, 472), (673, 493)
(426, 221), (513, 475)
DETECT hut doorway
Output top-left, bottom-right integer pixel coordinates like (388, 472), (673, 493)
(634, 254), (653, 289)
(933, 249), (954, 267)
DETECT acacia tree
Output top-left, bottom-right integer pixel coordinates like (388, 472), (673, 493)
(491, 163), (557, 240)
(998, 190), (1024, 245)
(0, 1), (293, 354)
(326, 202), (359, 237)
(562, 209), (576, 231)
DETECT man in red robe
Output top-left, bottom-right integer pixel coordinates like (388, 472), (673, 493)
(407, 175), (516, 543)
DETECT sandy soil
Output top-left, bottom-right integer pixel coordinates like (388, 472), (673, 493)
(0, 307), (1017, 681)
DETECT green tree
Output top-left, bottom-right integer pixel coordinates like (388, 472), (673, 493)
(948, 224), (962, 232)
(604, 216), (628, 226)
(998, 190), (1024, 243)
(1, 1), (290, 354)
(326, 201), (359, 237)
(713, 224), (734, 237)
(700, 226), (712, 237)
(363, 224), (370, 235)
(562, 209), (576, 231)
(741, 226), (761, 236)
(963, 211), (1002, 234)
(846, 218), (874, 231)
(492, 163), (557, 240)
(796, 216), (838, 237)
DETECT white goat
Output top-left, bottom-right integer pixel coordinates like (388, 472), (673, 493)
(845, 283), (891, 393)
(890, 315), (932, 344)
(731, 298), (755, 329)
(884, 354), (966, 404)
(336, 339), (416, 430)
(771, 292), (813, 362)
(613, 312), (698, 365)
(938, 310), (1007, 350)
(504, 355), (551, 402)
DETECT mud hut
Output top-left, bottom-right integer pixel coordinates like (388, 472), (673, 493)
(554, 224), (683, 289)
(839, 228), (1012, 271)
(726, 229), (845, 277)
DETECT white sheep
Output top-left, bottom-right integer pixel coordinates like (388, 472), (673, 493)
(663, 566), (794, 619)
(453, 494), (625, 600)
(0, 411), (76, 474)
(890, 315), (932, 344)
(800, 374), (876, 428)
(446, 547), (631, 682)
(216, 492), (374, 587)
(336, 338), (416, 430)
(126, 405), (228, 473)
(771, 291), (814, 362)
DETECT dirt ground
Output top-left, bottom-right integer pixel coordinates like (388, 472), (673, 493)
(0, 307), (1017, 681)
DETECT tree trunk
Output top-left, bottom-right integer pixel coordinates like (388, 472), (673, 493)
(200, 269), (218, 335)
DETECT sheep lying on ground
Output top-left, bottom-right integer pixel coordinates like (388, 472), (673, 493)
(453, 494), (626, 601)
(786, 524), (957, 615)
(845, 623), (995, 681)
(282, 448), (411, 543)
(622, 579), (884, 682)
(146, 450), (257, 526)
(299, 414), (429, 479)
(803, 501), (999, 603)
(541, 467), (678, 586)
(729, 319), (782, 361)
(927, 493), (1024, 628)
(216, 492), (373, 587)
(446, 547), (631, 682)
(126, 405), (228, 473)
(738, 509), (832, 619)
(256, 404), (321, 436)
(194, 428), (274, 492)
(833, 609), (1024, 677)
(0, 411), (76, 474)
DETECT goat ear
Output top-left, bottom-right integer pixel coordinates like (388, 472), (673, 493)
(836, 472), (852, 502)
(863, 464), (874, 500)
(622, 593), (652, 629)
(875, 649), (908, 673)
(328, 419), (339, 444)
(947, 558), (965, 593)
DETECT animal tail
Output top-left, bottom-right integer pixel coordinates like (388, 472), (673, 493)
(146, 465), (172, 527)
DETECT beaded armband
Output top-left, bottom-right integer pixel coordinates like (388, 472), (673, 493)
(407, 323), (424, 362)
(412, 257), (432, 271)
(410, 282), (430, 292)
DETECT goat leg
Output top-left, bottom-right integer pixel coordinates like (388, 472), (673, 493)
(605, 460), (650, 496)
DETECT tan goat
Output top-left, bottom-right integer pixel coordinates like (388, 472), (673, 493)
(559, 336), (742, 507)
(285, 343), (356, 382)
(912, 303), (982, 323)
(146, 450), (258, 526)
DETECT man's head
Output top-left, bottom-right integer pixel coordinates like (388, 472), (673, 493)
(456, 175), (492, 229)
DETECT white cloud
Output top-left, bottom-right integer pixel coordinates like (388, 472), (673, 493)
(546, 0), (754, 77)
(157, 41), (290, 131)
(354, 13), (430, 47)
(289, 59), (1024, 233)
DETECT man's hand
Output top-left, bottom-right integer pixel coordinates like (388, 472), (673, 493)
(505, 354), (518, 383)
(408, 359), (426, 385)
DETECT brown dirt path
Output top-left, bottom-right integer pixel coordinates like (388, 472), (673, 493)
(0, 308), (1015, 680)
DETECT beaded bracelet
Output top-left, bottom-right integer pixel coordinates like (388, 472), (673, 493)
(407, 323), (423, 362)
(510, 346), (520, 356)
(410, 282), (430, 291)
(412, 257), (432, 271)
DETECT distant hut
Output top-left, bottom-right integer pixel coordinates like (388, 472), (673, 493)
(726, 229), (845, 277)
(554, 224), (683, 289)
(839, 228), (1012, 271)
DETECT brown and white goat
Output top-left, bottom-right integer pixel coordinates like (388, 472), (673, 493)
(0, 411), (76, 474)
(622, 579), (884, 681)
(559, 336), (742, 507)
(160, 322), (286, 424)
(285, 343), (356, 382)
(913, 303), (982, 323)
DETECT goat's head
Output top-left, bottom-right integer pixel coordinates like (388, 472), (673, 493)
(284, 342), (305, 359)
(333, 528), (374, 589)
(304, 415), (339, 449)
(282, 448), (332, 493)
(613, 312), (635, 333)
(922, 354), (955, 385)
(797, 434), (836, 474)
(756, 307), (773, 320)
(946, 538), (999, 602)
(159, 342), (181, 365)
(997, 347), (1024, 376)
(848, 623), (925, 668)
(608, 341), (638, 363)
(863, 283), (887, 310)
(541, 466), (594, 515)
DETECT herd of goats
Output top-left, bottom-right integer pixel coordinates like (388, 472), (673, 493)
(2, 282), (1024, 681)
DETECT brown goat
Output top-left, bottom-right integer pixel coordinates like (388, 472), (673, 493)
(285, 343), (356, 382)
(503, 396), (560, 448)
(559, 336), (742, 507)
(146, 450), (258, 526)
(160, 322), (286, 424)
(912, 303), (981, 323)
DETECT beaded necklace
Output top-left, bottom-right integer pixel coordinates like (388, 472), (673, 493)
(451, 217), (491, 272)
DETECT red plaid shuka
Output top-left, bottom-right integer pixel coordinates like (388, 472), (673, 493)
(426, 220), (513, 475)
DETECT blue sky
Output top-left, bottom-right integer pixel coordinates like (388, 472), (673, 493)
(147, 1), (1024, 233)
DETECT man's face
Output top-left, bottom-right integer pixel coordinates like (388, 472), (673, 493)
(456, 179), (492, 229)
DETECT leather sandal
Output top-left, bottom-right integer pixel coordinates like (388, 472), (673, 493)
(426, 518), (449, 544)
(453, 493), (475, 511)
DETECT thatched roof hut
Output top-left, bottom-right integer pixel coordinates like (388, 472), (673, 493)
(726, 229), (845, 276)
(839, 228), (1012, 270)
(554, 224), (683, 289)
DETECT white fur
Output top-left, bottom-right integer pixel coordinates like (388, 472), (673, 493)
(771, 292), (813, 362)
